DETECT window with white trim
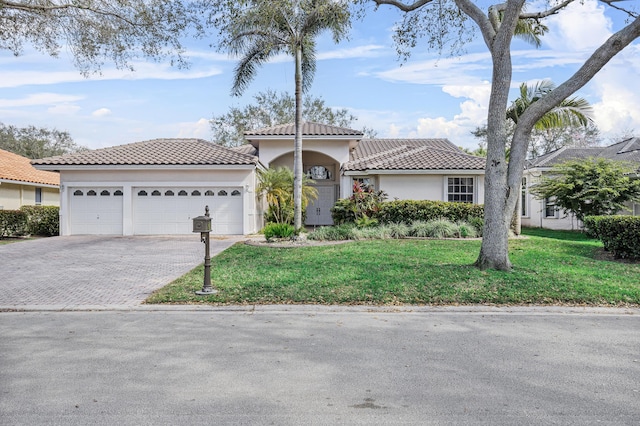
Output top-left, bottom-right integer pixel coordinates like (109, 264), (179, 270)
(447, 177), (474, 203)
(544, 197), (558, 218)
(353, 177), (374, 191)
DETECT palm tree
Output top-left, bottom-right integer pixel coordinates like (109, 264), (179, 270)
(220, 0), (350, 231)
(257, 167), (318, 225)
(507, 79), (593, 234)
(507, 80), (593, 129)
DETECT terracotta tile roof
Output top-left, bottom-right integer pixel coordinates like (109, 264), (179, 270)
(527, 138), (640, 169)
(345, 139), (486, 172)
(244, 121), (364, 137)
(0, 149), (59, 186)
(31, 139), (259, 167)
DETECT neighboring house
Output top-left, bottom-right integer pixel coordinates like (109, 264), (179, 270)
(521, 138), (640, 231)
(32, 122), (486, 236)
(0, 148), (60, 210)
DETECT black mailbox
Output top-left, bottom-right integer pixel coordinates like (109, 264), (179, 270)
(193, 215), (212, 233)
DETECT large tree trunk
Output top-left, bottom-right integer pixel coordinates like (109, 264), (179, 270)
(293, 46), (304, 231)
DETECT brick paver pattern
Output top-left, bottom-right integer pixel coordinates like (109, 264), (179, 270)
(0, 235), (241, 308)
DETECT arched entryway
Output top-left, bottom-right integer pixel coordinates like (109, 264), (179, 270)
(269, 151), (339, 226)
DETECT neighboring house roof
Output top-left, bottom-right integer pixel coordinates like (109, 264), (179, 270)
(244, 121), (364, 138)
(526, 138), (640, 169)
(345, 139), (486, 172)
(0, 148), (59, 186)
(31, 138), (259, 168)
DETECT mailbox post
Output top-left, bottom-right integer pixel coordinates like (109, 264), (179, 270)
(193, 206), (217, 295)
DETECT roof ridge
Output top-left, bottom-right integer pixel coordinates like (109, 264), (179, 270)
(352, 145), (410, 165)
(618, 137), (640, 154)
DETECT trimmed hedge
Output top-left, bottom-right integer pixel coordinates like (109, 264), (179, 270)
(20, 205), (60, 236)
(584, 215), (640, 259)
(374, 200), (484, 225)
(0, 210), (28, 237)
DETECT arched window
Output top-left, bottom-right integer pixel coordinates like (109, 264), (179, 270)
(165, 190), (174, 196)
(178, 190), (188, 196)
(151, 190), (161, 196)
(307, 165), (332, 180)
(114, 190), (123, 196)
(87, 190), (97, 196)
(231, 190), (241, 196)
(191, 190), (201, 196)
(73, 190), (83, 196)
(205, 190), (214, 196)
(218, 190), (228, 196)
(138, 190), (148, 196)
(100, 190), (110, 196)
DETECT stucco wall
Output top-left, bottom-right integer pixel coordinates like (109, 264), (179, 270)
(376, 174), (485, 204)
(0, 182), (59, 209)
(258, 138), (350, 168)
(58, 168), (260, 236)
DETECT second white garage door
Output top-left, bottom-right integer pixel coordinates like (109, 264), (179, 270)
(132, 187), (243, 235)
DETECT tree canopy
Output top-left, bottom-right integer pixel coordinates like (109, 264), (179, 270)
(0, 123), (86, 159)
(531, 158), (640, 222)
(210, 90), (376, 146)
(370, 0), (640, 270)
(0, 0), (195, 74)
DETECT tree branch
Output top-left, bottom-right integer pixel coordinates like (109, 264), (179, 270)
(372, 0), (434, 13)
(0, 1), (139, 26)
(519, 0), (574, 19)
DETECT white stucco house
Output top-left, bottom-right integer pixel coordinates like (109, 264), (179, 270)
(521, 138), (640, 231)
(32, 122), (486, 236)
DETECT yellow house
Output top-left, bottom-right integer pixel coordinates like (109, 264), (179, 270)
(0, 148), (60, 210)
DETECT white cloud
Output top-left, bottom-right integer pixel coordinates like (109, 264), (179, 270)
(0, 61), (223, 88)
(92, 108), (112, 117)
(177, 118), (211, 140)
(0, 93), (83, 108)
(47, 104), (81, 115)
(543, 0), (612, 51)
(318, 45), (387, 60)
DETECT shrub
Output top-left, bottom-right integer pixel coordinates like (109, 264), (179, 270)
(0, 210), (28, 237)
(386, 222), (411, 239)
(331, 182), (387, 224)
(583, 215), (606, 239)
(585, 215), (640, 259)
(425, 218), (459, 239)
(263, 222), (296, 241)
(375, 200), (484, 224)
(20, 205), (60, 236)
(456, 221), (478, 238)
(308, 224), (358, 241)
(466, 216), (484, 237)
(410, 221), (432, 238)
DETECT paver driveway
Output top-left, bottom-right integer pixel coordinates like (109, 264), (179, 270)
(0, 235), (242, 309)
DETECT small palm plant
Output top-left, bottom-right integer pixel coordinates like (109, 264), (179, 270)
(257, 167), (317, 225)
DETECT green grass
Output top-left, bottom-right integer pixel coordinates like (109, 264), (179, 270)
(0, 237), (35, 246)
(146, 228), (640, 306)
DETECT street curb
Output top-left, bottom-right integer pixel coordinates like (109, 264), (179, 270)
(1, 304), (639, 316)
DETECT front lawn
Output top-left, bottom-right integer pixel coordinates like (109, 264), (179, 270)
(146, 228), (640, 306)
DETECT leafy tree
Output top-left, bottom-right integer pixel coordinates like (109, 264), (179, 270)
(257, 167), (318, 225)
(0, 1), (195, 74)
(0, 123), (86, 159)
(211, 90), (376, 147)
(369, 0), (640, 270)
(209, 0), (351, 230)
(530, 158), (640, 222)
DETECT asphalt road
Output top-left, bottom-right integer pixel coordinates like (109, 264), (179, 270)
(1, 306), (639, 425)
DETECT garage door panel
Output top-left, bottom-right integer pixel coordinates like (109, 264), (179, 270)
(69, 187), (123, 235)
(133, 187), (243, 235)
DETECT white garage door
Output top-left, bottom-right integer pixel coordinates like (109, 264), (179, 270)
(133, 187), (243, 235)
(69, 187), (124, 235)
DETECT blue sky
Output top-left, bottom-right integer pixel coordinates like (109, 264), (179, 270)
(1, 0), (639, 151)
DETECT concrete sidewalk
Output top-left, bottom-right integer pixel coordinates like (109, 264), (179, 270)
(1, 308), (639, 425)
(0, 235), (242, 309)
